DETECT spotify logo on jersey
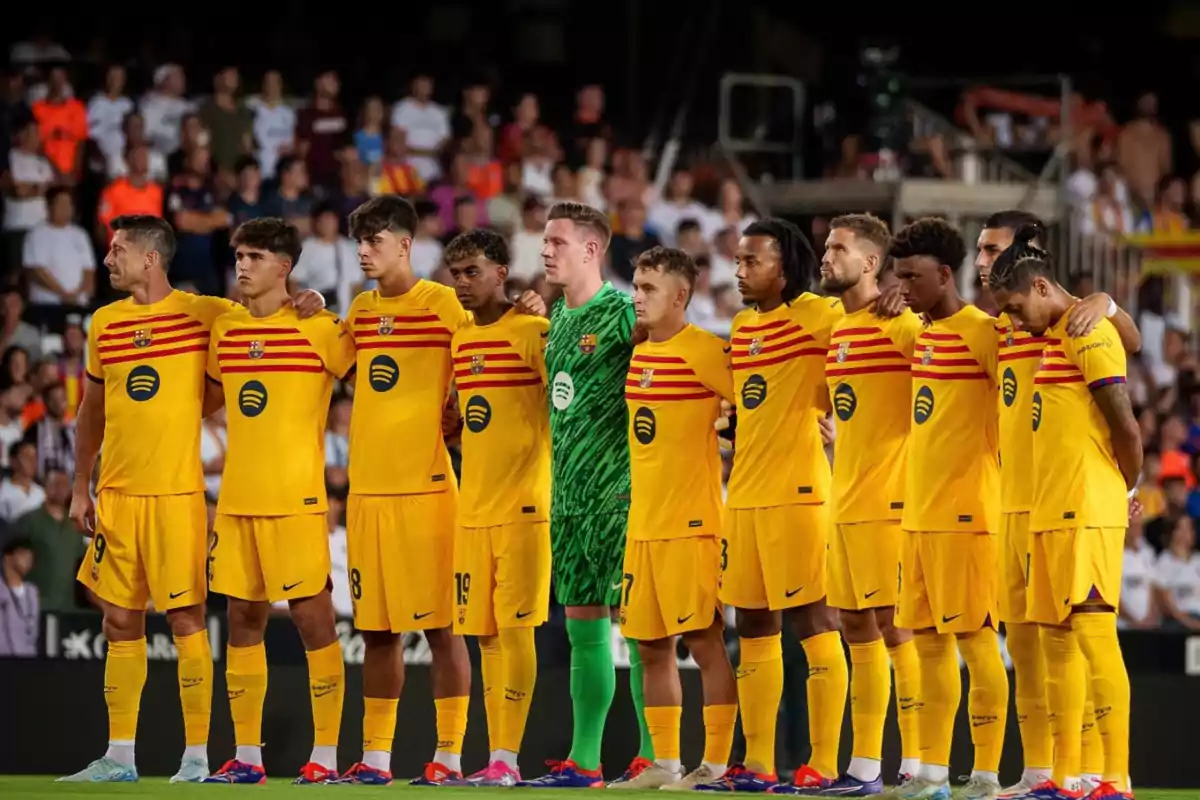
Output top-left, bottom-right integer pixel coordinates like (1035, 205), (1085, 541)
(368, 354), (399, 392)
(239, 380), (268, 417)
(633, 407), (656, 444)
(551, 371), (575, 411)
(125, 365), (160, 401)
(464, 395), (492, 433)
(913, 385), (934, 425)
(1002, 367), (1018, 407)
(1032, 391), (1043, 432)
(833, 383), (857, 421)
(741, 374), (768, 410)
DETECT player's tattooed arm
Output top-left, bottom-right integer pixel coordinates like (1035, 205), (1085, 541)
(1065, 293), (1142, 354)
(1091, 381), (1144, 490)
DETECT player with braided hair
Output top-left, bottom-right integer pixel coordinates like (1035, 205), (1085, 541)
(696, 218), (847, 794)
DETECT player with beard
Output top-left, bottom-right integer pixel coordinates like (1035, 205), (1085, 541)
(819, 214), (924, 794)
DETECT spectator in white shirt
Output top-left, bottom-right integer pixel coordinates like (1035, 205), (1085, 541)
(685, 255), (730, 337)
(0, 441), (44, 522)
(648, 167), (714, 247)
(709, 226), (739, 288)
(1153, 515), (1200, 630)
(410, 199), (444, 279)
(140, 64), (194, 157)
(247, 69), (295, 180)
(200, 409), (226, 502)
(22, 188), (95, 326)
(105, 112), (168, 183)
(390, 74), (450, 184)
(325, 395), (351, 469)
(4, 120), (54, 244)
(291, 203), (362, 313)
(0, 384), (29, 470)
(87, 64), (134, 163)
(326, 485), (352, 618)
(510, 196), (548, 281)
(1119, 517), (1159, 629)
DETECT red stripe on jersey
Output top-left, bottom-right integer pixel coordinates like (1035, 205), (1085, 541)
(357, 340), (451, 350)
(631, 354), (688, 364)
(731, 347), (825, 370)
(911, 370), (987, 380)
(220, 364), (324, 374)
(96, 319), (202, 342)
(454, 353), (521, 363)
(105, 313), (189, 330)
(218, 351), (322, 361)
(824, 364), (911, 377)
(97, 330), (209, 353)
(625, 390), (716, 401)
(1034, 375), (1085, 384)
(831, 326), (882, 339)
(99, 342), (209, 365)
(454, 366), (537, 378)
(735, 319), (788, 334)
(355, 314), (440, 324)
(456, 377), (542, 389)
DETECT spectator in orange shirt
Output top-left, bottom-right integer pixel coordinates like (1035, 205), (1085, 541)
(96, 144), (164, 242)
(463, 124), (502, 201)
(30, 67), (87, 182)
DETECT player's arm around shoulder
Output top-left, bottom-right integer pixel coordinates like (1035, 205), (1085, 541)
(203, 312), (234, 416)
(517, 315), (551, 384)
(308, 308), (357, 380)
(888, 309), (925, 359)
(964, 308), (1001, 383)
(1065, 292), (1142, 354)
(1072, 320), (1142, 488)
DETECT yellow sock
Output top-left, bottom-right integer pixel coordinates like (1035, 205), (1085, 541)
(848, 640), (889, 761)
(1072, 613), (1129, 786)
(1080, 656), (1104, 778)
(645, 705), (682, 762)
(363, 697), (398, 756)
(1041, 625), (1085, 785)
(1006, 622), (1051, 771)
(435, 695), (470, 755)
(958, 628), (1009, 773)
(801, 630), (848, 779)
(226, 643), (267, 747)
(887, 640), (921, 762)
(913, 631), (960, 768)
(737, 634), (783, 775)
(306, 641), (345, 748)
(479, 635), (503, 751)
(105, 637), (148, 743)
(174, 631), (212, 748)
(703, 704), (738, 767)
(497, 626), (537, 753)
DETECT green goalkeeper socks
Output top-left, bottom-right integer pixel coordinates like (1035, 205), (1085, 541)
(566, 617), (616, 771)
(626, 640), (655, 761)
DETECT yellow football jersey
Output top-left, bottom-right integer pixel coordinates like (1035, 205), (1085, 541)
(207, 306), (356, 516)
(903, 305), (1000, 533)
(726, 293), (842, 509)
(996, 312), (1049, 513)
(453, 309), (551, 527)
(1030, 317), (1128, 531)
(346, 282), (472, 495)
(826, 308), (923, 523)
(87, 290), (236, 495)
(626, 324), (733, 541)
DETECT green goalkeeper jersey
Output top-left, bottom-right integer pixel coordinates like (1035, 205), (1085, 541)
(546, 282), (636, 518)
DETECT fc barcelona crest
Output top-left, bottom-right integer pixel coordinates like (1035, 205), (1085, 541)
(470, 355), (485, 375)
(638, 368), (654, 388)
(578, 333), (597, 354)
(248, 340), (264, 360)
(836, 341), (849, 363)
(378, 316), (394, 335)
(132, 329), (152, 348)
(749, 337), (763, 356)
(921, 345), (933, 366)
(1005, 329), (1014, 347)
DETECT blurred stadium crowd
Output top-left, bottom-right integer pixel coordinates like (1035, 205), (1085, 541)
(2, 28), (1200, 655)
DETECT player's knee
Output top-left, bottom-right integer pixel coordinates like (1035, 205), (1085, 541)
(839, 609), (878, 643)
(226, 598), (270, 646)
(102, 604), (146, 642)
(735, 607), (781, 638)
(425, 625), (467, 658)
(289, 592), (338, 650)
(166, 603), (207, 638)
(787, 600), (839, 641)
(636, 638), (675, 668)
(682, 625), (729, 667)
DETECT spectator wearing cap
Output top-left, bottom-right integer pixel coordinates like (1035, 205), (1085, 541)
(11, 466), (82, 613)
(510, 195), (548, 281)
(22, 187), (94, 330)
(0, 535), (38, 657)
(291, 202), (362, 313)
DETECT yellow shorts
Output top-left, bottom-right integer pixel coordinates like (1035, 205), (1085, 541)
(347, 491), (456, 633)
(1026, 527), (1125, 625)
(453, 521), (552, 636)
(619, 536), (722, 641)
(999, 512), (1032, 624)
(896, 531), (999, 634)
(828, 520), (902, 611)
(720, 504), (829, 611)
(77, 490), (208, 612)
(209, 513), (330, 604)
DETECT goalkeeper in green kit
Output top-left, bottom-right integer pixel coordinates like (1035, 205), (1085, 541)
(517, 202), (654, 788)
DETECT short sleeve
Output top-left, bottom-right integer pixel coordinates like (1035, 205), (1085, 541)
(966, 316), (1000, 383)
(433, 288), (472, 333)
(197, 296), (240, 328)
(1069, 320), (1126, 390)
(890, 312), (924, 358)
(318, 314), (357, 379)
(206, 319), (224, 382)
(687, 333), (735, 403)
(86, 311), (104, 381)
(516, 317), (550, 385)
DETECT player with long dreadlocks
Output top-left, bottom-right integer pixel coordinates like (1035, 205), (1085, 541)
(696, 218), (848, 794)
